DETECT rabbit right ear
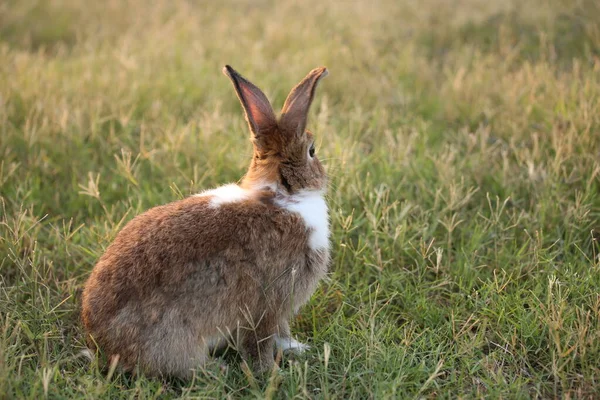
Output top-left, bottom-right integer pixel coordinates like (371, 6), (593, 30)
(279, 67), (328, 137)
(223, 65), (277, 144)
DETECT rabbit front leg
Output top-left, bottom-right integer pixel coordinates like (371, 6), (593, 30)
(239, 319), (276, 374)
(275, 319), (310, 354)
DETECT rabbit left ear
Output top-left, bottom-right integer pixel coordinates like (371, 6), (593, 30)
(223, 65), (277, 141)
(279, 67), (328, 136)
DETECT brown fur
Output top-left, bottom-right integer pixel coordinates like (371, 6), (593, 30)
(81, 65), (330, 378)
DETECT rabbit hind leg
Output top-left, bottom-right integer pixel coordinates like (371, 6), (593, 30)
(139, 320), (211, 379)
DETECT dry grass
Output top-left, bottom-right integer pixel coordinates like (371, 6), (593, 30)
(1, 0), (600, 398)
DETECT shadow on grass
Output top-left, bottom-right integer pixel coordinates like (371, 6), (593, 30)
(420, 1), (600, 67)
(0, 0), (77, 53)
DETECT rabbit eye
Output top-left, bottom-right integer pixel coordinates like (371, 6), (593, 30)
(309, 143), (316, 158)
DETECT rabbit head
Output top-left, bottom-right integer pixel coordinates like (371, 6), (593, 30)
(222, 65), (328, 195)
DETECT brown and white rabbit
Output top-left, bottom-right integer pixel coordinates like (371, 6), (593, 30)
(81, 65), (330, 378)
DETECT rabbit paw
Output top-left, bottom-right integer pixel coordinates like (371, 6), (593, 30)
(275, 335), (310, 353)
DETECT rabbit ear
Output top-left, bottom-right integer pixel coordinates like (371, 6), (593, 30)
(279, 67), (328, 136)
(223, 65), (277, 140)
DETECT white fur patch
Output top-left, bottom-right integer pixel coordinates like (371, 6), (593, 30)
(276, 190), (330, 251)
(275, 335), (310, 353)
(196, 185), (329, 251)
(196, 184), (249, 207)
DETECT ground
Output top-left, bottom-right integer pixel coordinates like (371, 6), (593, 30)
(1, 0), (600, 398)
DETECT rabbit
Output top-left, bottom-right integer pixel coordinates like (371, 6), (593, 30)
(81, 65), (330, 379)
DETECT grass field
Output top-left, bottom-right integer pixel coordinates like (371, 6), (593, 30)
(1, 0), (600, 398)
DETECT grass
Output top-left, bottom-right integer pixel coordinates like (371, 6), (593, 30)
(1, 0), (600, 398)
